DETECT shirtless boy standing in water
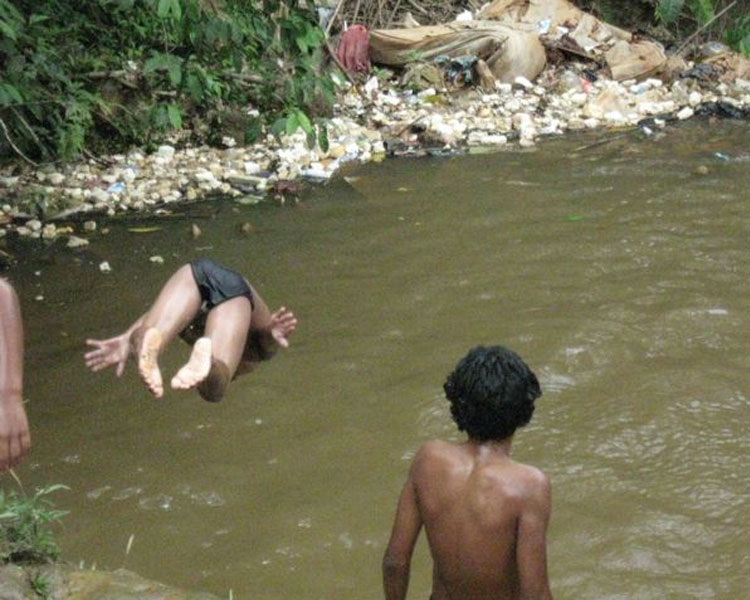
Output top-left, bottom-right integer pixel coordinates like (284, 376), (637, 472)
(383, 345), (552, 600)
(84, 258), (297, 402)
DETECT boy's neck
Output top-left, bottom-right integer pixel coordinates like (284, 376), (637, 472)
(468, 436), (513, 457)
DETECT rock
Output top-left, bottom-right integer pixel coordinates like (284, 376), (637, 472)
(41, 224), (57, 240)
(694, 165), (709, 176)
(67, 235), (90, 248)
(244, 161), (261, 175)
(676, 106), (694, 120)
(191, 223), (202, 239)
(558, 70), (584, 93)
(26, 219), (42, 232)
(513, 76), (533, 90)
(48, 172), (65, 185)
(83, 220), (97, 232)
(239, 222), (253, 235)
(157, 145), (176, 161)
(227, 175), (264, 187)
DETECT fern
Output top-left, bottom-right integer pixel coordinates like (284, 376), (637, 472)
(689, 0), (715, 26)
(655, 0), (685, 25)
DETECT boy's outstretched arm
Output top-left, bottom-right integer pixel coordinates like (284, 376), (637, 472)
(516, 470), (553, 600)
(84, 314), (145, 376)
(0, 279), (30, 471)
(244, 307), (297, 363)
(383, 466), (423, 600)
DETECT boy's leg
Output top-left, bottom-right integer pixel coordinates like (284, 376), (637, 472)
(171, 296), (252, 402)
(133, 264), (202, 398)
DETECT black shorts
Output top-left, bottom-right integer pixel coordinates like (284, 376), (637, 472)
(180, 259), (254, 344)
(190, 258), (254, 311)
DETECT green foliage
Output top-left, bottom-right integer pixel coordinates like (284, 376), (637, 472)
(30, 571), (52, 599)
(0, 0), (333, 162)
(655, 0), (685, 24)
(689, 0), (715, 25)
(0, 484), (68, 565)
(725, 14), (750, 55)
(652, 0), (748, 54)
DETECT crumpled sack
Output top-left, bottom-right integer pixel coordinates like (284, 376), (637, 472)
(337, 25), (371, 74)
(370, 21), (546, 83)
(477, 0), (667, 81)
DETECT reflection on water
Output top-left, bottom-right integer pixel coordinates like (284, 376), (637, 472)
(7, 120), (750, 599)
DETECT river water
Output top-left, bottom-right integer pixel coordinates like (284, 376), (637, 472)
(7, 120), (749, 599)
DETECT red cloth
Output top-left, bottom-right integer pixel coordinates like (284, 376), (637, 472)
(337, 25), (370, 74)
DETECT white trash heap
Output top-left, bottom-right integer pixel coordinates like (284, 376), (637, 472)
(0, 66), (748, 244)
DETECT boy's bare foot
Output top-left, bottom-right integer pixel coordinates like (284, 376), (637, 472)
(171, 337), (212, 391)
(138, 328), (164, 398)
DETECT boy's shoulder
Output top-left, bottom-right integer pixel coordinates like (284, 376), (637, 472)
(509, 461), (551, 502)
(414, 439), (462, 461)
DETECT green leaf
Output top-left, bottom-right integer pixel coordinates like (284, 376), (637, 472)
(689, 0), (714, 25)
(186, 73), (203, 102)
(244, 118), (262, 144)
(296, 110), (313, 136)
(271, 118), (287, 139)
(0, 18), (17, 40)
(29, 14), (49, 25)
(157, 0), (181, 19)
(157, 0), (171, 17)
(285, 112), (299, 135)
(167, 104), (182, 129)
(317, 124), (329, 153)
(2, 83), (23, 104)
(655, 0), (685, 24)
(167, 62), (182, 86)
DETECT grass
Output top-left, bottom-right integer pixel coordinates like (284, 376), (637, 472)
(0, 483), (68, 565)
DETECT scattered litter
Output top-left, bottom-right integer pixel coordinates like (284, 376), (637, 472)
(149, 255), (164, 264)
(99, 261), (112, 273)
(66, 235), (89, 248)
(714, 152), (731, 161)
(107, 182), (125, 194)
(191, 223), (202, 239)
(337, 24), (370, 74)
(128, 226), (161, 233)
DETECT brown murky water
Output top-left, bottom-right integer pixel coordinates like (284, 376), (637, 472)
(6, 120), (749, 599)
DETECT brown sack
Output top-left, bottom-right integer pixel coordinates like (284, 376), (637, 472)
(478, 0), (667, 81)
(605, 39), (667, 81)
(369, 21), (546, 83)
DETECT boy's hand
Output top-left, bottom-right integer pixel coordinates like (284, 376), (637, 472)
(269, 307), (297, 349)
(85, 334), (131, 377)
(0, 393), (30, 472)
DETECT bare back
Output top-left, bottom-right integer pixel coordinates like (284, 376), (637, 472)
(411, 440), (551, 600)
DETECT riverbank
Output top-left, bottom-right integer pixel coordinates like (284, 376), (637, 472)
(0, 564), (221, 600)
(0, 52), (748, 249)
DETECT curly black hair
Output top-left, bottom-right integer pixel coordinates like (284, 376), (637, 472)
(443, 345), (542, 442)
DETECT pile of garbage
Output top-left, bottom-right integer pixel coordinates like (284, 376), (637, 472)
(0, 0), (748, 245)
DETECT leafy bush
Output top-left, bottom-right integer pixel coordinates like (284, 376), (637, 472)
(653, 0), (750, 55)
(0, 484), (68, 565)
(0, 0), (334, 162)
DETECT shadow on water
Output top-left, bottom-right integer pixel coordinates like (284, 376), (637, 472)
(6, 120), (750, 599)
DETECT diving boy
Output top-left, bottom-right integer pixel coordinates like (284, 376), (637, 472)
(84, 258), (297, 402)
